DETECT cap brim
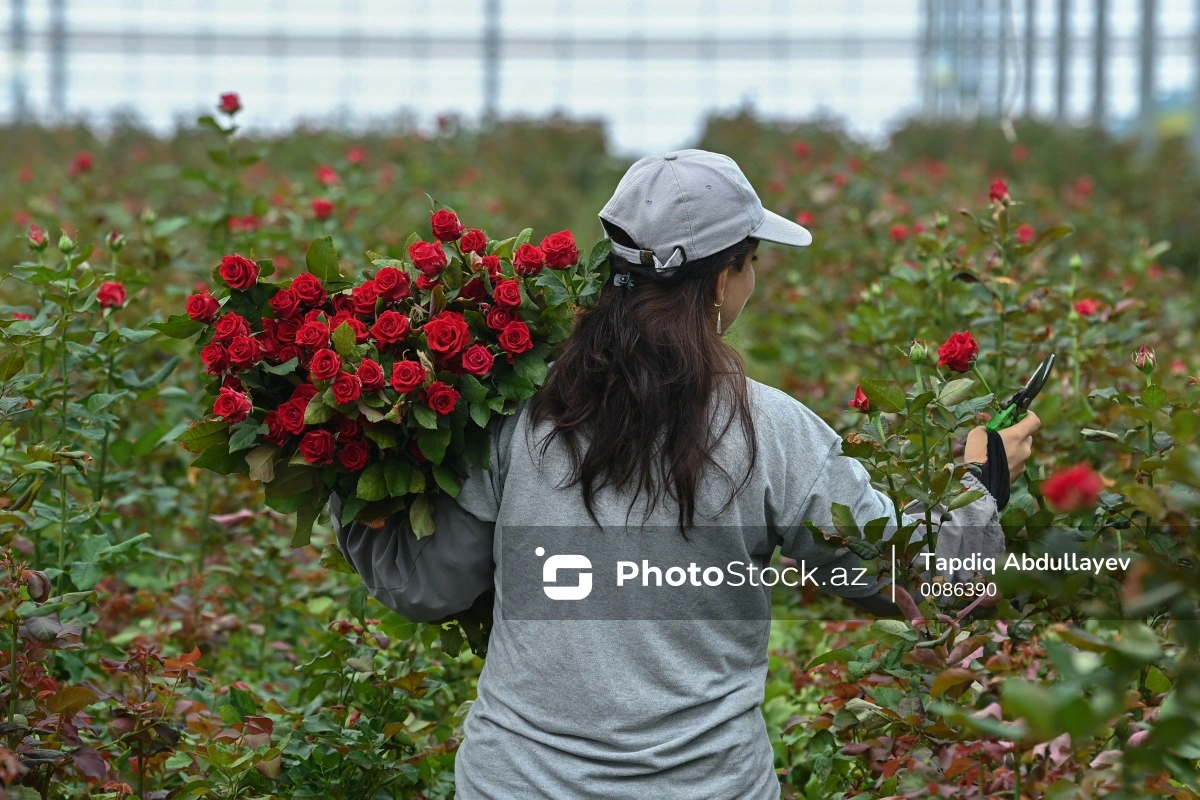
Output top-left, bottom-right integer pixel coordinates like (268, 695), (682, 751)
(750, 208), (813, 247)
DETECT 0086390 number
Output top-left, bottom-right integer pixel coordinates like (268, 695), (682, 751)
(919, 581), (997, 598)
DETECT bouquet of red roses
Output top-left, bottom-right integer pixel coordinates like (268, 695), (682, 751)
(161, 208), (609, 546)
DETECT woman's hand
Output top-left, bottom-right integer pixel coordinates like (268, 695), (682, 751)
(964, 412), (1041, 483)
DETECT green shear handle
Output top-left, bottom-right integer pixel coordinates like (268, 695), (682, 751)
(986, 353), (1056, 432)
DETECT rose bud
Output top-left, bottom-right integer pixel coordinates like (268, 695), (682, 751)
(416, 273), (440, 291)
(498, 320), (533, 362)
(308, 349), (342, 382)
(1132, 345), (1156, 374)
(408, 240), (449, 277)
(218, 254), (260, 290)
(311, 197), (335, 220)
(480, 255), (502, 280)
(430, 209), (465, 242)
(357, 359), (385, 392)
(339, 439), (371, 472)
(848, 386), (869, 413)
(187, 289), (221, 323)
(539, 230), (579, 269)
(936, 331), (979, 373)
(1042, 464), (1104, 514)
(21, 569), (52, 603)
(58, 232), (75, 254)
(200, 343), (230, 375)
(461, 344), (495, 377)
(351, 280), (380, 316)
(908, 339), (928, 365)
(512, 244), (545, 277)
(264, 411), (291, 445)
(219, 92), (242, 114)
(1016, 224), (1036, 245)
(213, 386), (253, 425)
(332, 372), (362, 406)
(26, 224), (48, 251)
(423, 380), (461, 416)
(988, 179), (1010, 205)
(299, 429), (335, 465)
(1073, 298), (1101, 317)
(106, 230), (126, 251)
(460, 228), (488, 255)
(486, 306), (516, 330)
(315, 165), (338, 185)
(390, 360), (427, 393)
(96, 282), (127, 309)
(335, 416), (363, 440)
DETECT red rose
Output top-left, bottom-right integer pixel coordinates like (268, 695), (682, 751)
(370, 310), (411, 345)
(200, 343), (229, 375)
(486, 307), (516, 330)
(460, 278), (486, 302)
(316, 165), (338, 185)
(97, 282), (127, 309)
(539, 230), (579, 269)
(308, 349), (342, 382)
(331, 294), (355, 316)
(936, 331), (979, 373)
(1042, 464), (1104, 513)
(346, 147), (366, 164)
(1017, 224), (1036, 245)
(261, 332), (281, 361)
(374, 266), (412, 301)
(416, 274), (440, 291)
(423, 311), (471, 358)
(299, 429), (335, 465)
(219, 254), (260, 290)
(291, 384), (319, 404)
(295, 320), (330, 349)
(330, 313), (369, 344)
(264, 411), (290, 445)
(492, 279), (522, 308)
(187, 290), (221, 322)
(848, 385), (869, 413)
(431, 209), (465, 242)
(311, 197), (335, 220)
(352, 280), (380, 316)
(213, 387), (253, 425)
(27, 224), (47, 251)
(481, 255), (502, 280)
(409, 240), (448, 277)
(276, 399), (307, 434)
(513, 244), (545, 276)
(357, 358), (385, 392)
(988, 179), (1010, 204)
(72, 151), (93, 175)
(276, 318), (302, 344)
(332, 372), (362, 405)
(461, 344), (495, 377)
(889, 224), (909, 243)
(423, 381), (460, 416)
(498, 320), (533, 361)
(1074, 298), (1101, 317)
(390, 360), (426, 393)
(277, 344), (301, 364)
(219, 92), (241, 114)
(221, 375), (243, 392)
(460, 228), (487, 254)
(335, 416), (363, 439)
(339, 439), (371, 472)
(291, 273), (327, 306)
(213, 313), (250, 342)
(269, 288), (301, 320)
(227, 335), (263, 370)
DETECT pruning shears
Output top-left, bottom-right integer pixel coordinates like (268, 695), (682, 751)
(986, 353), (1056, 432)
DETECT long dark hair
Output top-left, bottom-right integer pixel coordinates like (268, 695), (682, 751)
(528, 222), (759, 532)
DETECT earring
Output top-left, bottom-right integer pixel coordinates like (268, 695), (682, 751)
(714, 299), (724, 335)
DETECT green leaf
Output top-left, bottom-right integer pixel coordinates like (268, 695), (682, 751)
(149, 314), (204, 339)
(245, 444), (279, 482)
(228, 420), (266, 453)
(947, 489), (985, 511)
(412, 404), (438, 430)
(830, 502), (860, 539)
(469, 401), (492, 430)
(1014, 224), (1074, 258)
(305, 236), (342, 283)
(262, 357), (299, 376)
(304, 399), (335, 426)
(332, 321), (357, 359)
(177, 419), (229, 453)
(384, 460), (412, 496)
(129, 356), (181, 390)
(859, 379), (906, 414)
(408, 495), (435, 538)
(432, 463), (462, 497)
(458, 374), (489, 404)
(513, 227), (533, 251)
(417, 427), (451, 464)
(937, 377), (976, 406)
(356, 464), (388, 502)
(513, 353), (549, 385)
(1142, 385), (1168, 411)
(0, 348), (26, 380)
(291, 498), (322, 548)
(586, 237), (612, 271)
(190, 444), (246, 475)
(69, 561), (104, 591)
(805, 647), (857, 670)
(871, 619), (918, 646)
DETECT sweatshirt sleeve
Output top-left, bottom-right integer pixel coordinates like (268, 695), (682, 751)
(330, 414), (516, 623)
(761, 385), (1005, 598)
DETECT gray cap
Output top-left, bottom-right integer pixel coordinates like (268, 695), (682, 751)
(598, 148), (812, 271)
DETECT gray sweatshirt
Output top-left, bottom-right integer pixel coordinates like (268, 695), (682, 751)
(332, 378), (1004, 799)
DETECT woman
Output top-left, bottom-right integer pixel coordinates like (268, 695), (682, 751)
(333, 149), (1039, 799)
